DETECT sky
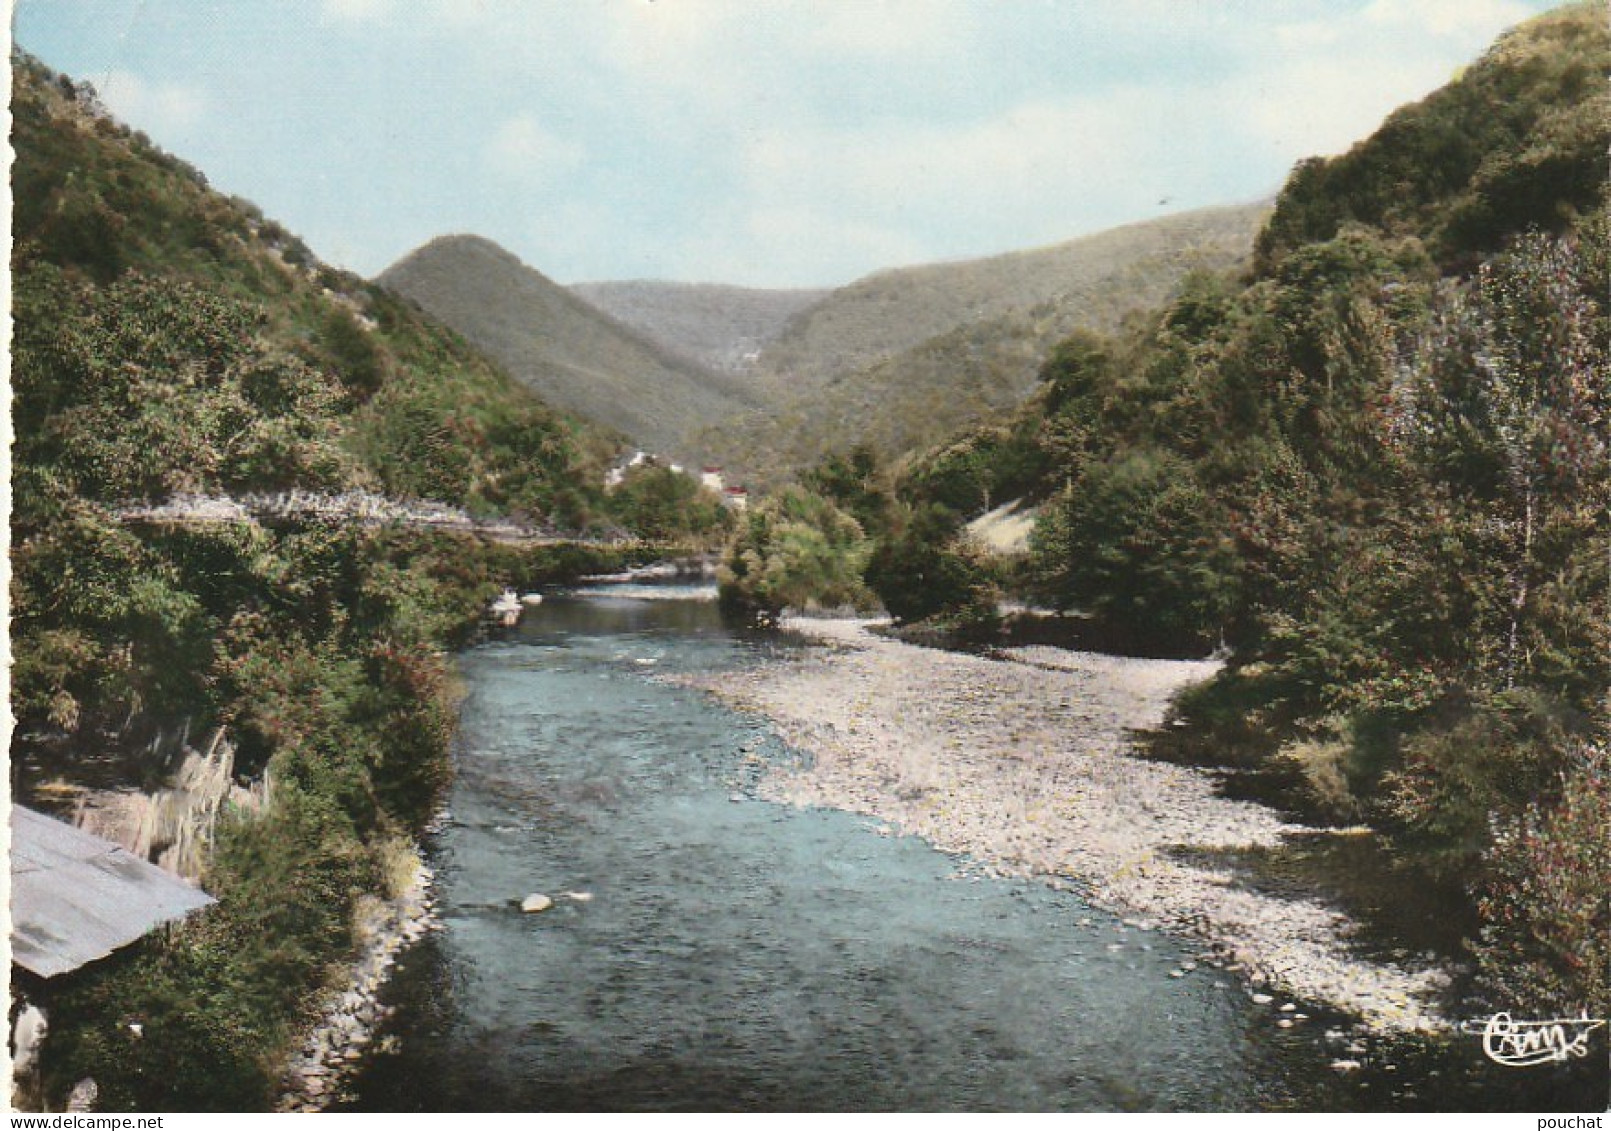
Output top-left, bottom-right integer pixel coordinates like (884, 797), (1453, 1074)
(13, 0), (1561, 289)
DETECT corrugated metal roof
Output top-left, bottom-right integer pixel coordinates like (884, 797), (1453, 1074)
(10, 804), (215, 978)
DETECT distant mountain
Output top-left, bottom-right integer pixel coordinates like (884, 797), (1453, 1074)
(695, 203), (1270, 484)
(381, 236), (760, 458)
(384, 206), (1267, 485)
(569, 280), (829, 376)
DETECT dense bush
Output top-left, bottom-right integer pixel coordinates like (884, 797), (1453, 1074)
(1029, 448), (1239, 653)
(44, 780), (383, 1111)
(718, 487), (876, 624)
(864, 503), (998, 626)
(1472, 741), (1610, 1017)
(607, 462), (731, 545)
(802, 445), (893, 538)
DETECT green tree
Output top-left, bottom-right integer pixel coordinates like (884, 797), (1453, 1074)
(802, 444), (891, 537)
(1473, 740), (1611, 1017)
(718, 488), (875, 624)
(1030, 448), (1238, 652)
(864, 502), (997, 626)
(1403, 230), (1608, 697)
(608, 462), (730, 544)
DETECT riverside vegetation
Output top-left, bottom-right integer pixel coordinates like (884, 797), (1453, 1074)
(9, 53), (723, 1110)
(9, 1), (1608, 1112)
(717, 4), (1609, 1024)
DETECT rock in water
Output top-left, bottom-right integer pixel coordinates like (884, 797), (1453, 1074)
(520, 893), (554, 913)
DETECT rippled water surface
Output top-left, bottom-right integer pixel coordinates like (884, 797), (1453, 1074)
(349, 590), (1604, 1112)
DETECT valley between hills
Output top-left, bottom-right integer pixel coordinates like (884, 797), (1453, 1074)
(382, 201), (1270, 486)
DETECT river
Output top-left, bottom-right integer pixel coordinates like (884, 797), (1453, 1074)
(346, 587), (1603, 1112)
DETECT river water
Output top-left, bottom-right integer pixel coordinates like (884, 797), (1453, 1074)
(348, 588), (1604, 1112)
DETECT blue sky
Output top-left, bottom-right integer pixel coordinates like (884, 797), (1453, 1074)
(14, 0), (1560, 288)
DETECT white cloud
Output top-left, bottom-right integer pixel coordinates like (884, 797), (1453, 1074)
(1225, 0), (1539, 160)
(726, 205), (929, 285)
(735, 85), (1237, 268)
(196, 0), (1558, 286)
(486, 114), (586, 181)
(1231, 52), (1431, 159)
(591, 0), (977, 132)
(96, 70), (208, 135)
(1362, 0), (1534, 39)
(598, 1), (765, 116)
(489, 0), (1554, 283)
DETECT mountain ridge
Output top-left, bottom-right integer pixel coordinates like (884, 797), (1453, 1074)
(752, 201), (1271, 391)
(381, 234), (761, 459)
(691, 201), (1271, 484)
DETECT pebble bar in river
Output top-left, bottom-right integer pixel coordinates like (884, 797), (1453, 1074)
(685, 616), (1450, 1032)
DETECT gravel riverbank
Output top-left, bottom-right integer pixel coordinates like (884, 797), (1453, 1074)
(683, 616), (1450, 1033)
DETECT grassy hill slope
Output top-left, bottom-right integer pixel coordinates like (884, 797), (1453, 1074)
(755, 203), (1269, 390)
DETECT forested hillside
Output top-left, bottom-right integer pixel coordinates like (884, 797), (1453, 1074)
(757, 203), (1270, 389)
(833, 2), (1608, 1018)
(8, 53), (656, 1109)
(381, 235), (762, 459)
(12, 74), (631, 526)
(699, 203), (1268, 484)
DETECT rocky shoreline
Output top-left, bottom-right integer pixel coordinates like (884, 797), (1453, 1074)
(276, 848), (443, 1112)
(682, 616), (1452, 1035)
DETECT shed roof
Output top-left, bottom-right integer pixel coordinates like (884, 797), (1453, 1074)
(10, 804), (215, 978)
